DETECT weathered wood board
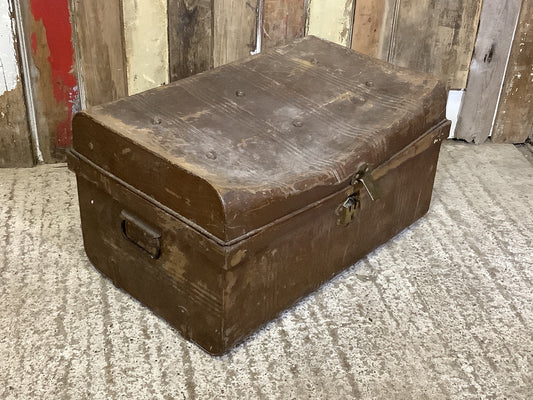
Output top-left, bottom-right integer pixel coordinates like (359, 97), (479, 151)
(492, 0), (533, 143)
(122, 0), (169, 95)
(351, 0), (396, 59)
(0, 0), (33, 167)
(307, 0), (355, 46)
(262, 0), (306, 49)
(18, 0), (79, 162)
(387, 0), (482, 90)
(169, 0), (258, 81)
(71, 0), (127, 107)
(213, 0), (258, 67)
(455, 0), (522, 143)
(168, 0), (213, 81)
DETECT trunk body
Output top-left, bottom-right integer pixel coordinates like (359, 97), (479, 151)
(69, 37), (449, 355)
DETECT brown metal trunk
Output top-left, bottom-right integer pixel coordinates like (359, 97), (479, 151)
(69, 36), (450, 355)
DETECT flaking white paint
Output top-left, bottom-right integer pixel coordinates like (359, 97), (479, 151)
(123, 0), (169, 95)
(307, 0), (354, 46)
(0, 0), (20, 94)
(446, 90), (464, 139)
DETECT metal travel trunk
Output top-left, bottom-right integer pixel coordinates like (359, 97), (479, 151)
(68, 36), (450, 355)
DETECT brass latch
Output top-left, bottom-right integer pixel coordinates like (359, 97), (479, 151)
(336, 164), (380, 226)
(350, 163), (379, 201)
(336, 194), (361, 226)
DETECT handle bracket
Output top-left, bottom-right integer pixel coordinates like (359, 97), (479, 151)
(120, 210), (161, 259)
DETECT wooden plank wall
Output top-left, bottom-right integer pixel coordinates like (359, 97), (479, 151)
(168, 0), (258, 81)
(389, 0), (483, 90)
(352, 0), (482, 90)
(455, 0), (522, 143)
(307, 0), (355, 46)
(3, 0), (532, 166)
(262, 0), (306, 49)
(351, 0), (396, 59)
(18, 0), (79, 162)
(168, 0), (213, 81)
(492, 0), (533, 143)
(0, 0), (33, 167)
(122, 0), (169, 95)
(70, 0), (127, 108)
(213, 0), (258, 67)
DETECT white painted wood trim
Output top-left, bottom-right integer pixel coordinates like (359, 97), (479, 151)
(122, 0), (169, 95)
(446, 90), (464, 139)
(307, 0), (355, 46)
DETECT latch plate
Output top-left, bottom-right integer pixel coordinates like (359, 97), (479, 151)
(336, 194), (361, 226)
(336, 164), (380, 226)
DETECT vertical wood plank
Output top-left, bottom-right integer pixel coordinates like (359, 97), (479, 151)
(351, 0), (396, 59)
(307, 0), (355, 46)
(71, 0), (127, 107)
(0, 0), (33, 167)
(388, 0), (482, 90)
(455, 0), (522, 143)
(168, 0), (213, 82)
(213, 0), (258, 67)
(122, 0), (169, 95)
(18, 0), (79, 162)
(492, 0), (533, 143)
(262, 0), (305, 50)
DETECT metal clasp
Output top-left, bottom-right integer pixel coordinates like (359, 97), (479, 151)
(336, 194), (360, 226)
(336, 164), (380, 226)
(350, 163), (380, 201)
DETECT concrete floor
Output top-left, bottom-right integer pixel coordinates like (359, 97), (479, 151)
(0, 142), (532, 399)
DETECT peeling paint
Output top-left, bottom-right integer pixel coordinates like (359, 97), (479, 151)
(307, 0), (354, 46)
(29, 0), (78, 147)
(0, 0), (20, 94)
(122, 0), (169, 95)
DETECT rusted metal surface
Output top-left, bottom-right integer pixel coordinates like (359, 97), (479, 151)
(74, 37), (446, 242)
(70, 37), (449, 354)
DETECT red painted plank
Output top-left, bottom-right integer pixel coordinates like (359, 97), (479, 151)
(29, 0), (77, 148)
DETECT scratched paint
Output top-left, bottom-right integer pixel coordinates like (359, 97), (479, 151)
(30, 0), (78, 147)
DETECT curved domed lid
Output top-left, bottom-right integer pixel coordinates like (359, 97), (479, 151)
(73, 36), (447, 244)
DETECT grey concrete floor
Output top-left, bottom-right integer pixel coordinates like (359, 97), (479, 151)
(0, 141), (532, 399)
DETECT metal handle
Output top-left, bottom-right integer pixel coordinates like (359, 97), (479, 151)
(120, 210), (161, 259)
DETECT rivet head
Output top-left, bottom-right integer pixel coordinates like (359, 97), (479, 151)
(206, 150), (217, 160)
(151, 116), (162, 125)
(235, 90), (246, 97)
(365, 81), (374, 87)
(292, 120), (303, 128)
